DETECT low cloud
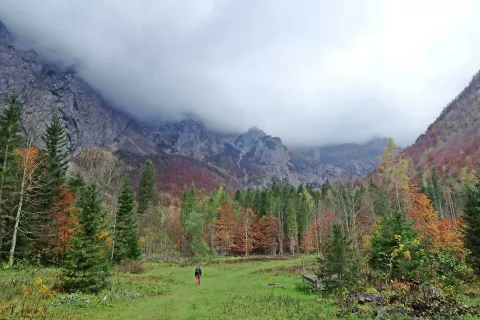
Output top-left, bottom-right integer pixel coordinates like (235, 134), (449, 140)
(1, 0), (480, 146)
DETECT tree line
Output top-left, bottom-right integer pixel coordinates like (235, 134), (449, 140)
(0, 92), (140, 293)
(3, 92), (480, 298)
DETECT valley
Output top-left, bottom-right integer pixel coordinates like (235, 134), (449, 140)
(2, 5), (480, 320)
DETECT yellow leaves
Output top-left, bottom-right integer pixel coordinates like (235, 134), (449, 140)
(404, 251), (411, 260)
(362, 234), (372, 252)
(390, 235), (412, 261)
(38, 306), (47, 317)
(35, 277), (43, 286)
(97, 231), (109, 239)
(138, 236), (146, 249)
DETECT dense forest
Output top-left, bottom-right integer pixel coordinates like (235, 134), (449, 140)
(2, 92), (480, 318)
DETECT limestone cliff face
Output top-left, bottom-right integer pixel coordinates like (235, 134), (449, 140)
(0, 21), (133, 154)
(0, 21), (384, 187)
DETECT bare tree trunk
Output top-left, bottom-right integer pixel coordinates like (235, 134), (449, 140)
(0, 136), (10, 250)
(8, 148), (29, 267)
(110, 210), (116, 263)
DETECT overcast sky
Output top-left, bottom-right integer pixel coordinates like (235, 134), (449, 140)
(1, 0), (480, 147)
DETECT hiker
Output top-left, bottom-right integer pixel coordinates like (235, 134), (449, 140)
(195, 266), (202, 285)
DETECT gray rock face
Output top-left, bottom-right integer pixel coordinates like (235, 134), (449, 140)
(0, 20), (384, 187)
(0, 21), (133, 154)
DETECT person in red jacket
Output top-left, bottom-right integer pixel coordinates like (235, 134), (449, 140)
(195, 266), (202, 285)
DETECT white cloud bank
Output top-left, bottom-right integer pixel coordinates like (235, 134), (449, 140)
(1, 0), (480, 146)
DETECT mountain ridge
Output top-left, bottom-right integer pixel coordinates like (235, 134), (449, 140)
(0, 20), (387, 188)
(403, 70), (480, 175)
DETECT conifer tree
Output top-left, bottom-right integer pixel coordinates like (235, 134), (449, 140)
(318, 224), (359, 291)
(60, 185), (112, 293)
(34, 110), (70, 261)
(137, 160), (157, 215)
(0, 92), (22, 255)
(181, 184), (206, 256)
(369, 211), (421, 279)
(204, 195), (218, 251)
(42, 110), (70, 189)
(67, 172), (86, 197)
(464, 173), (480, 274)
(234, 189), (243, 204)
(113, 176), (141, 262)
(286, 196), (298, 254)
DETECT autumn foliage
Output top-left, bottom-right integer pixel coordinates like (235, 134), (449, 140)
(214, 201), (236, 255)
(50, 187), (80, 255)
(231, 208), (258, 256)
(16, 146), (40, 172)
(406, 186), (465, 258)
(257, 215), (279, 255)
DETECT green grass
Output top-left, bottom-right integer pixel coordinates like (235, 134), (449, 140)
(1, 256), (350, 320)
(72, 255), (344, 320)
(3, 256), (479, 319)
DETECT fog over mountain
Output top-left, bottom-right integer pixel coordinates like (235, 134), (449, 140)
(1, 0), (480, 146)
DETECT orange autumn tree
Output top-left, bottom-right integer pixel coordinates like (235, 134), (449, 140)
(49, 187), (80, 257)
(214, 201), (236, 255)
(407, 186), (466, 259)
(434, 216), (465, 259)
(407, 186), (439, 243)
(301, 218), (320, 254)
(15, 146), (40, 172)
(257, 215), (280, 255)
(232, 208), (258, 256)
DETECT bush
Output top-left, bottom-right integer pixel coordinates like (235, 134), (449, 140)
(118, 260), (147, 274)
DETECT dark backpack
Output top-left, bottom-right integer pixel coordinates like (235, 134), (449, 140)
(195, 267), (201, 275)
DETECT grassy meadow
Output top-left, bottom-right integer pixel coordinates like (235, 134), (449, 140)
(2, 255), (480, 319)
(0, 255), (347, 320)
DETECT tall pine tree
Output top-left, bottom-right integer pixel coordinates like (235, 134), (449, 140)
(286, 196), (298, 254)
(137, 160), (157, 215)
(318, 224), (359, 291)
(42, 109), (70, 189)
(113, 176), (141, 262)
(464, 173), (480, 274)
(181, 184), (207, 256)
(60, 184), (112, 293)
(0, 92), (22, 258)
(34, 110), (70, 262)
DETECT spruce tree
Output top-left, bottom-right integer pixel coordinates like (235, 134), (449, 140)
(60, 185), (112, 293)
(464, 174), (480, 274)
(234, 189), (243, 204)
(181, 184), (206, 256)
(137, 160), (157, 214)
(113, 176), (141, 262)
(0, 92), (22, 256)
(67, 172), (86, 197)
(35, 110), (70, 262)
(369, 211), (421, 279)
(42, 110), (70, 188)
(286, 196), (298, 254)
(318, 224), (359, 291)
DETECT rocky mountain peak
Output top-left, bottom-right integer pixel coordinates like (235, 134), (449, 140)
(0, 21), (12, 45)
(246, 126), (266, 137)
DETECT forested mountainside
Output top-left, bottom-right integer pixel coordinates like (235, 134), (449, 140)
(0, 20), (385, 189)
(404, 70), (480, 176)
